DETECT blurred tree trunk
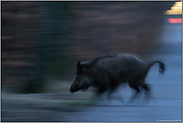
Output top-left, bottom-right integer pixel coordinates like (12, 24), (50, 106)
(1, 2), (70, 93)
(1, 2), (43, 93)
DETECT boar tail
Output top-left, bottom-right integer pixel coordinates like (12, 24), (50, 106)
(149, 61), (165, 74)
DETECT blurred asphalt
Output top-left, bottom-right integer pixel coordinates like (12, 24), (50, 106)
(61, 17), (182, 122)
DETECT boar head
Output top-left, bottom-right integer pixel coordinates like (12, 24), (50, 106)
(70, 61), (93, 93)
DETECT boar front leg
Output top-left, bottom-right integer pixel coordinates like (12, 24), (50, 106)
(91, 87), (107, 101)
(91, 87), (109, 105)
(106, 87), (124, 104)
(95, 87), (107, 98)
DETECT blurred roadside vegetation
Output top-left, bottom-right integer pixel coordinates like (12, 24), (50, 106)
(1, 1), (174, 94)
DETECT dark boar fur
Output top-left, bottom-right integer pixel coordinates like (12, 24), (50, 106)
(70, 53), (165, 103)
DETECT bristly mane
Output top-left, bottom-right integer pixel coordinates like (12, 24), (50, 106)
(93, 53), (118, 63)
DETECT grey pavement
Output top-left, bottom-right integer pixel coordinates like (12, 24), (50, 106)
(61, 19), (182, 122)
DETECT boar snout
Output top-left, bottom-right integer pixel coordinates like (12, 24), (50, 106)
(70, 86), (74, 93)
(70, 85), (76, 93)
(70, 83), (80, 93)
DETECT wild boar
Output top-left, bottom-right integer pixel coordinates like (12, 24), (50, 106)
(70, 53), (165, 103)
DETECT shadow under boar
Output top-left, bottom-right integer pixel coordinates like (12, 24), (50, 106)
(70, 53), (165, 103)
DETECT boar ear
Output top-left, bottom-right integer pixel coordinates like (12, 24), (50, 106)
(77, 61), (92, 73)
(77, 61), (82, 72)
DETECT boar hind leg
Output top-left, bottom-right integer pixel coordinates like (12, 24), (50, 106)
(141, 84), (156, 102)
(141, 84), (151, 100)
(127, 83), (140, 104)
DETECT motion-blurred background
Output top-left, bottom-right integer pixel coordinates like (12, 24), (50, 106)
(1, 1), (182, 122)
